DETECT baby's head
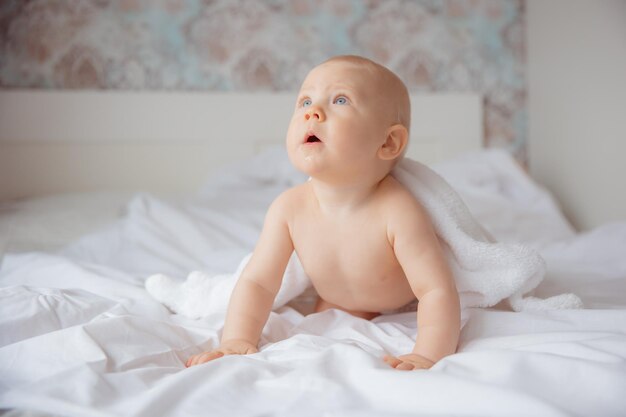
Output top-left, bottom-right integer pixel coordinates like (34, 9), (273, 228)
(286, 55), (410, 184)
(319, 55), (411, 131)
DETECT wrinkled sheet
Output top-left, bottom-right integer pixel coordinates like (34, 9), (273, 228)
(1, 149), (625, 417)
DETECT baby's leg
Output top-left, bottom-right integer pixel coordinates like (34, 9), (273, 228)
(314, 297), (380, 320)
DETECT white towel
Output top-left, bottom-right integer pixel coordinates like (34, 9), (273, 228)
(146, 157), (583, 319)
(145, 252), (312, 319)
(392, 157), (583, 312)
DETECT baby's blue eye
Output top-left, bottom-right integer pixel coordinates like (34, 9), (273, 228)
(334, 96), (348, 105)
(302, 99), (312, 107)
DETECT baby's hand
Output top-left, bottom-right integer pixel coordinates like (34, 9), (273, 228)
(383, 353), (435, 371)
(185, 339), (258, 367)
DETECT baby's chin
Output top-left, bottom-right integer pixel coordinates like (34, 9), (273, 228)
(287, 148), (327, 177)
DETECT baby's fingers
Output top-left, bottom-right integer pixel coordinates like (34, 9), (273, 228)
(383, 354), (402, 368)
(383, 354), (418, 371)
(395, 362), (415, 371)
(186, 351), (224, 367)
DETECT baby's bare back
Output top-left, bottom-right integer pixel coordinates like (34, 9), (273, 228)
(287, 177), (419, 314)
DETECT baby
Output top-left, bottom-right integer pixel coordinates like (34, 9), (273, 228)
(186, 55), (460, 371)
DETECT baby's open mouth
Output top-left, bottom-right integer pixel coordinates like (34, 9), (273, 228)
(305, 135), (322, 143)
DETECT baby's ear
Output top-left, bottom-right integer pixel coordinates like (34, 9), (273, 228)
(378, 124), (408, 161)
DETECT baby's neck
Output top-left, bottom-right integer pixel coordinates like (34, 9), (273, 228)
(308, 175), (389, 216)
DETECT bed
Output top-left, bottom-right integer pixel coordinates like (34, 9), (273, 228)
(1, 91), (625, 417)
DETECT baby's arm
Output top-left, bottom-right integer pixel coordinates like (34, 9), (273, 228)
(186, 193), (294, 367)
(385, 193), (460, 370)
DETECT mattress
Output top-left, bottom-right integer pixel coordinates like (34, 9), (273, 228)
(1, 148), (625, 417)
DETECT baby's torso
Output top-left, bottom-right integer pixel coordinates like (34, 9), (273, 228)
(287, 179), (417, 313)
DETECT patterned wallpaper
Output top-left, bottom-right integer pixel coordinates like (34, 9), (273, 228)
(0, 0), (527, 160)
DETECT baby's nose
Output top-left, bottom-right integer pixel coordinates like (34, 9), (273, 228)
(304, 106), (325, 122)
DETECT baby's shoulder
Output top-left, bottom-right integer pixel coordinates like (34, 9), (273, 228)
(277, 182), (309, 203)
(378, 176), (431, 222)
(268, 183), (310, 215)
(378, 176), (422, 208)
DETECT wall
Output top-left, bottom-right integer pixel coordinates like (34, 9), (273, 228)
(527, 0), (626, 230)
(0, 0), (527, 159)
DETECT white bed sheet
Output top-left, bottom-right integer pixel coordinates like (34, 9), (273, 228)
(1, 148), (625, 417)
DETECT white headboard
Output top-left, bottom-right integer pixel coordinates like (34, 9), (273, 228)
(0, 91), (482, 200)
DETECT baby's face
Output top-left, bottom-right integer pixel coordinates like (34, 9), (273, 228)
(286, 60), (396, 182)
